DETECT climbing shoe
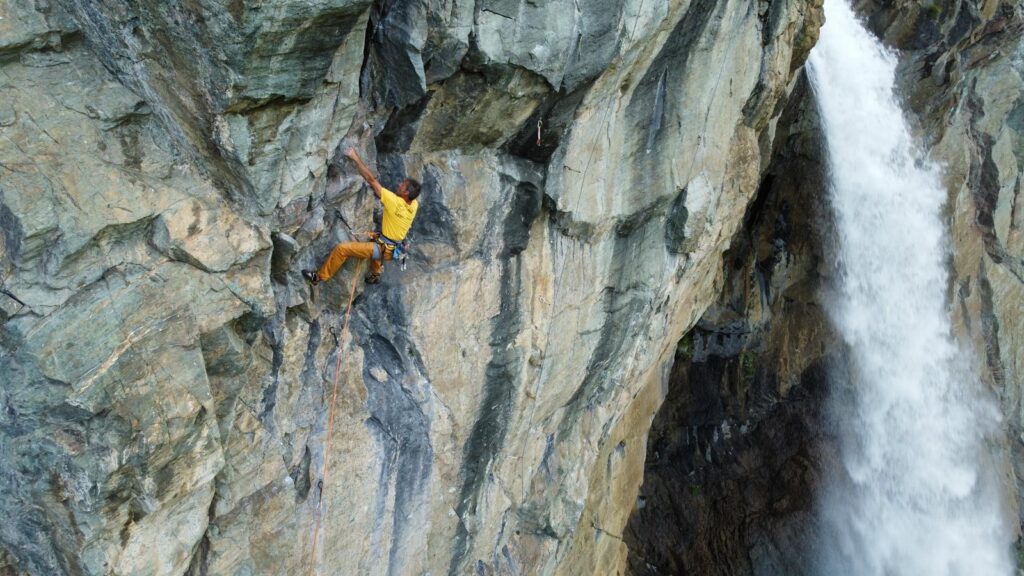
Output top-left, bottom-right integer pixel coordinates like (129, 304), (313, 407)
(302, 269), (320, 286)
(365, 272), (381, 285)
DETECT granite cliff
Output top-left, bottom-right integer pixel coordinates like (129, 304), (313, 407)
(0, 0), (1019, 575)
(0, 1), (824, 573)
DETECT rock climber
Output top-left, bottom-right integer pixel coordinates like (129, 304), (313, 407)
(303, 148), (421, 286)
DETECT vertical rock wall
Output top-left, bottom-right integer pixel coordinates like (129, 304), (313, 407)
(0, 1), (823, 574)
(624, 75), (835, 576)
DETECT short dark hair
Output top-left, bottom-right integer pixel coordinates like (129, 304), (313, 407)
(405, 178), (422, 201)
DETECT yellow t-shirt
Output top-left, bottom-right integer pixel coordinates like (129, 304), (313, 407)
(380, 187), (418, 241)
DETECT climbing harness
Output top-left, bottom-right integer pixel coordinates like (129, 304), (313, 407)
(306, 259), (364, 576)
(369, 231), (410, 272)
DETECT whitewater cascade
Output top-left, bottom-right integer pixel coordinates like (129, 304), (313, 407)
(806, 1), (1013, 574)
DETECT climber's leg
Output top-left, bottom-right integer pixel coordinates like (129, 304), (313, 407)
(365, 247), (391, 284)
(317, 241), (376, 282)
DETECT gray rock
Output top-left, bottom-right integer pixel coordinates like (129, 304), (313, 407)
(422, 0), (473, 83)
(365, 0), (429, 109)
(0, 290), (22, 320)
(151, 198), (270, 273)
(625, 76), (835, 575)
(0, 0), (76, 55)
(7, 0), (957, 574)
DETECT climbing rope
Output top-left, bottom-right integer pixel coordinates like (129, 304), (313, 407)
(306, 259), (365, 576)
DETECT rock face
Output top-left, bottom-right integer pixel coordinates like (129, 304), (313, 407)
(624, 76), (836, 576)
(9, 0), (1022, 575)
(2, 2), (1021, 576)
(0, 1), (825, 574)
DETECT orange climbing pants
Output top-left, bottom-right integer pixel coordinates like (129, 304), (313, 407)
(317, 241), (392, 281)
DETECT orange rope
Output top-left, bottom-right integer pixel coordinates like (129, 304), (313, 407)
(306, 259), (364, 576)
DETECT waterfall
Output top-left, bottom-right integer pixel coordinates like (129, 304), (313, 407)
(806, 1), (1013, 574)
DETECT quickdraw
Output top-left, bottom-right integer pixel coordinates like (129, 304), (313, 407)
(392, 240), (409, 271)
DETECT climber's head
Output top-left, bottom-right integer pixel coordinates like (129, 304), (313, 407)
(398, 178), (422, 202)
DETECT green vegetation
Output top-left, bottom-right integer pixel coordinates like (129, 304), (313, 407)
(678, 332), (694, 360)
(739, 350), (757, 386)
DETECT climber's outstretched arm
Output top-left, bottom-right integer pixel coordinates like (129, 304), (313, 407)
(345, 148), (383, 199)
